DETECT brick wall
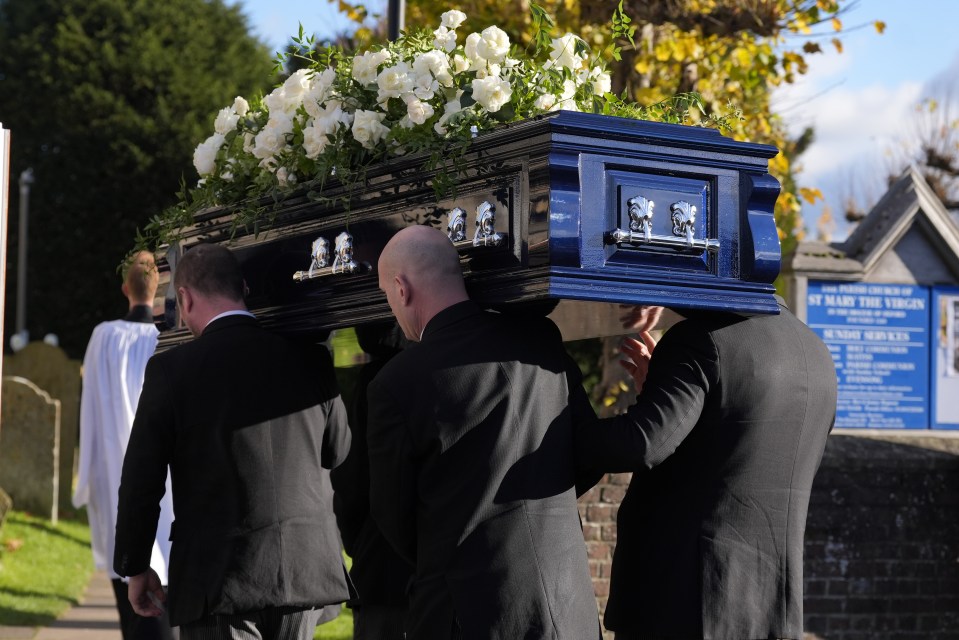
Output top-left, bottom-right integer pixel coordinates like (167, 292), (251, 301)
(578, 473), (629, 618)
(803, 432), (959, 640)
(577, 432), (959, 639)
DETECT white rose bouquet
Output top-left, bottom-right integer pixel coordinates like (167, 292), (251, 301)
(145, 3), (730, 248)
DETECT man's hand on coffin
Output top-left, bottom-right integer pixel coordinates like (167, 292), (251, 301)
(619, 331), (657, 394)
(619, 304), (665, 332)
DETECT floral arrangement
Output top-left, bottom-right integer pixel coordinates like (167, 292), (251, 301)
(140, 3), (730, 249)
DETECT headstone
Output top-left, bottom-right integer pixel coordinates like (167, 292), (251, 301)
(0, 376), (60, 523)
(4, 342), (80, 513)
(0, 485), (11, 529)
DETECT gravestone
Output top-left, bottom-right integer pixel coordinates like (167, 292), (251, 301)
(0, 486), (11, 529)
(0, 376), (60, 523)
(4, 342), (80, 513)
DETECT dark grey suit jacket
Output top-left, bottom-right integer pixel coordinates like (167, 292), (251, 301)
(114, 315), (353, 626)
(580, 304), (837, 639)
(367, 301), (600, 640)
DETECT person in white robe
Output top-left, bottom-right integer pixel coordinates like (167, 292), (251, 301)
(73, 250), (177, 640)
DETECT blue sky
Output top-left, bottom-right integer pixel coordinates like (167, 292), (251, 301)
(772, 0), (959, 240)
(235, 0), (959, 241)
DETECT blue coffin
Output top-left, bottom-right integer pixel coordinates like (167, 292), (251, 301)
(155, 111), (781, 347)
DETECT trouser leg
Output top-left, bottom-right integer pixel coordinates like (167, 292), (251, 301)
(179, 606), (322, 640)
(353, 604), (406, 640)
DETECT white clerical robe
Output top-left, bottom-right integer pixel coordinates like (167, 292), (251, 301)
(73, 319), (174, 583)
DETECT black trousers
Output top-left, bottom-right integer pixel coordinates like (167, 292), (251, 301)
(352, 604), (406, 640)
(111, 578), (177, 640)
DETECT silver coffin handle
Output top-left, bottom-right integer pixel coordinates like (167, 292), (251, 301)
(293, 231), (370, 282)
(447, 201), (506, 250)
(606, 197), (719, 254)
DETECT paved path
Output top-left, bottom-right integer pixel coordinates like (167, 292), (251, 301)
(0, 570), (121, 640)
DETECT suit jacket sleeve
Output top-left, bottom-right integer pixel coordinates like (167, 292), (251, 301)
(366, 374), (418, 566)
(313, 345), (351, 471)
(577, 320), (719, 473)
(114, 355), (175, 577)
(322, 394), (351, 471)
(563, 344), (603, 496)
(330, 360), (382, 556)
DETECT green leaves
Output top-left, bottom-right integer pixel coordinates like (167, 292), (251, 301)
(609, 0), (635, 62)
(528, 3), (555, 57)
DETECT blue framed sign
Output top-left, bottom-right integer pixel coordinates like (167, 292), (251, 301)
(807, 281), (930, 429)
(931, 286), (959, 430)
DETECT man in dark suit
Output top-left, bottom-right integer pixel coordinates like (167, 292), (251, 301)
(582, 302), (837, 640)
(367, 225), (600, 640)
(331, 321), (413, 639)
(114, 243), (353, 640)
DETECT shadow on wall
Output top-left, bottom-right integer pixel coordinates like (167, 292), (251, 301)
(804, 432), (959, 640)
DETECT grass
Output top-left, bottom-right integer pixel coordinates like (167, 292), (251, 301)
(315, 552), (354, 639)
(0, 510), (94, 626)
(315, 603), (353, 639)
(0, 509), (354, 637)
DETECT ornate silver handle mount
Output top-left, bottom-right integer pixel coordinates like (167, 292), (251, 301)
(446, 201), (506, 249)
(293, 231), (370, 282)
(606, 196), (719, 253)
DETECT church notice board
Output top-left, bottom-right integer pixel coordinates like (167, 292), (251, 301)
(806, 280), (959, 430)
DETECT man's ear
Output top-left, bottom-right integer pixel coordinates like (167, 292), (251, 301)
(395, 274), (411, 306)
(177, 287), (193, 314)
(121, 283), (129, 298)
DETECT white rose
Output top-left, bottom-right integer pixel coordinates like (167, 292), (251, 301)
(282, 68), (312, 102)
(591, 68), (611, 95)
(557, 79), (579, 111)
(464, 33), (484, 69)
(476, 26), (510, 64)
(353, 49), (391, 86)
(304, 67), (337, 118)
(316, 101), (352, 132)
(276, 166), (297, 188)
(453, 54), (470, 74)
(485, 63), (501, 78)
(193, 133), (224, 176)
(441, 10), (467, 29)
(213, 106), (239, 135)
(252, 112), (293, 159)
(377, 61), (413, 103)
(434, 93), (463, 135)
(411, 73), (439, 101)
(433, 26), (457, 53)
(351, 109), (390, 149)
(263, 88), (296, 116)
(264, 69), (312, 115)
(405, 98), (435, 125)
(232, 96), (249, 117)
(548, 33), (586, 71)
(414, 50), (453, 87)
(534, 93), (558, 111)
(471, 75), (512, 113)
(303, 122), (331, 159)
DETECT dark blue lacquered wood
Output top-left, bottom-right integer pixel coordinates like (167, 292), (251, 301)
(155, 111), (781, 348)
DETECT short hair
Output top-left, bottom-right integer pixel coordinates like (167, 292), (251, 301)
(173, 244), (245, 301)
(124, 251), (158, 303)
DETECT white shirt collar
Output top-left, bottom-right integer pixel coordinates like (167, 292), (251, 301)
(204, 309), (255, 331)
